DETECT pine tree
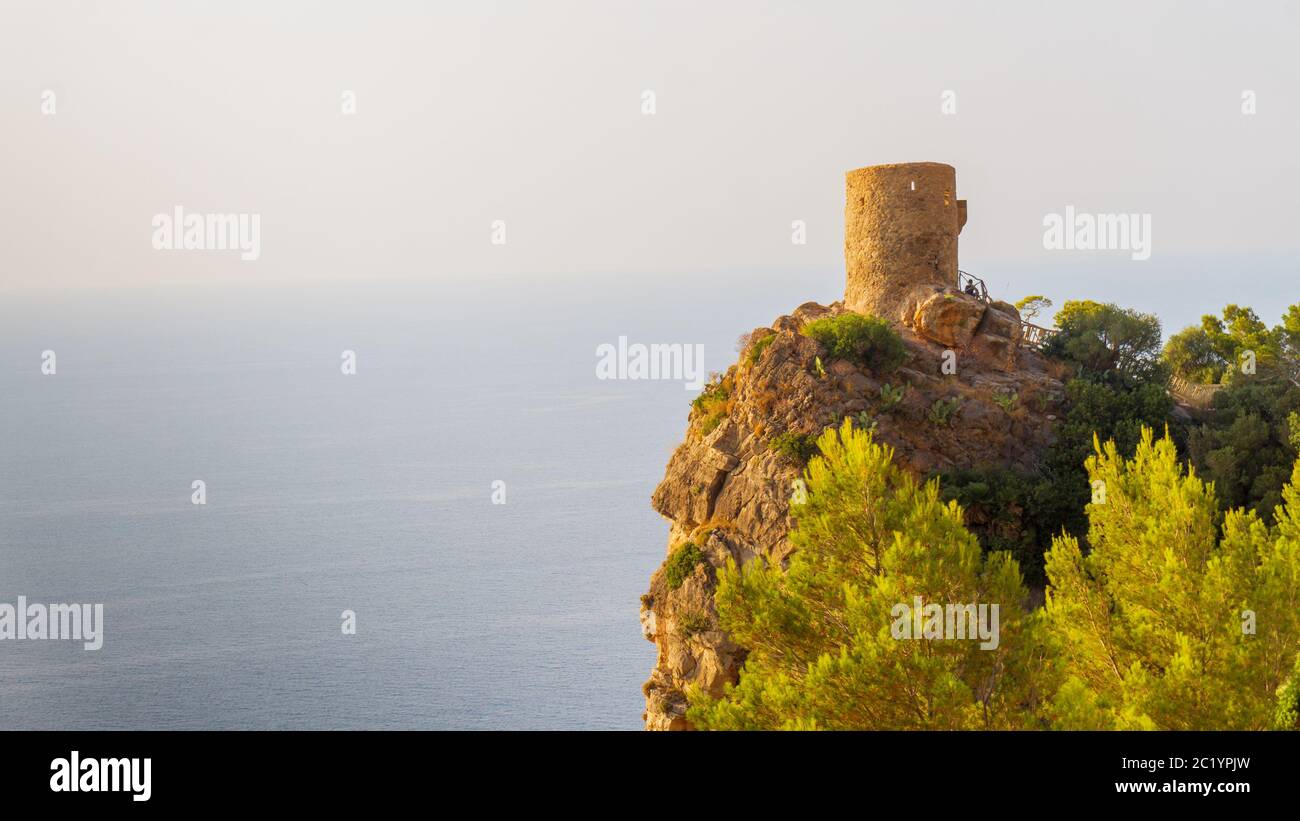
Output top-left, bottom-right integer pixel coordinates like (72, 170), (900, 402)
(1043, 428), (1300, 729)
(687, 419), (1042, 730)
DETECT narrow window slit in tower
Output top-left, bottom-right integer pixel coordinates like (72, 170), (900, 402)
(910, 181), (916, 191)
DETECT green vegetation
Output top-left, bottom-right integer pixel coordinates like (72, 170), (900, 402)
(1164, 302), (1300, 521)
(813, 356), (827, 379)
(936, 467), (1052, 584)
(1042, 300), (1165, 384)
(853, 411), (877, 433)
(691, 371), (733, 435)
(927, 397), (961, 426)
(878, 382), (906, 413)
(663, 542), (706, 590)
(1186, 379), (1300, 519)
(801, 313), (906, 373)
(1163, 304), (1295, 384)
(1275, 656), (1300, 729)
(746, 333), (775, 366)
(768, 431), (821, 463)
(936, 298), (1172, 587)
(1042, 429), (1300, 730)
(1042, 377), (1174, 507)
(680, 296), (1300, 729)
(688, 420), (1039, 729)
(678, 610), (711, 638)
(943, 369), (1174, 586)
(687, 422), (1300, 730)
(1015, 295), (1053, 322)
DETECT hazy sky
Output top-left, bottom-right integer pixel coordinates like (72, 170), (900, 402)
(2, 1), (1297, 329)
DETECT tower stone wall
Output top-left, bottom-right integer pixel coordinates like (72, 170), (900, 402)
(844, 162), (966, 323)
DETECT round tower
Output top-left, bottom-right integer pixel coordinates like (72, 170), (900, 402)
(844, 162), (967, 323)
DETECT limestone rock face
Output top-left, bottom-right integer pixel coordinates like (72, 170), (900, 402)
(640, 301), (1068, 730)
(907, 290), (1026, 373)
(986, 300), (1023, 332)
(967, 332), (1019, 372)
(968, 302), (1024, 372)
(912, 288), (986, 348)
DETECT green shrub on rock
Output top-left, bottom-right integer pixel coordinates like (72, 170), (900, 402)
(801, 313), (906, 373)
(663, 542), (706, 590)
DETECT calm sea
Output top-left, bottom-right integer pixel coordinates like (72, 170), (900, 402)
(0, 272), (828, 729)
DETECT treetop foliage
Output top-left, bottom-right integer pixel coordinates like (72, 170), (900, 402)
(689, 419), (1042, 730)
(1043, 428), (1300, 730)
(1043, 299), (1165, 384)
(691, 418), (1300, 730)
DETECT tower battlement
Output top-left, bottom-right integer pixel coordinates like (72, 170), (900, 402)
(844, 162), (967, 323)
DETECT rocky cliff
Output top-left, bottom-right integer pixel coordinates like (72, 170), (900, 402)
(640, 292), (1071, 730)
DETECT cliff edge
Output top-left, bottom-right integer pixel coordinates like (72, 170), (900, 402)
(640, 297), (1070, 730)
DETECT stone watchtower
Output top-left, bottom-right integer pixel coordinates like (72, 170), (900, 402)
(844, 162), (968, 323)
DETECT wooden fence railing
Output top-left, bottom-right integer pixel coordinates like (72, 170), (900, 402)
(1168, 375), (1224, 410)
(1020, 322), (1058, 349)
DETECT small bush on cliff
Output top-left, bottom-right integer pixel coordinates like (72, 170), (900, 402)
(746, 333), (776, 366)
(813, 356), (827, 379)
(801, 314), (906, 373)
(663, 542), (706, 590)
(768, 431), (820, 463)
(853, 411), (878, 433)
(927, 397), (961, 426)
(1042, 428), (1300, 729)
(677, 610), (711, 638)
(688, 420), (1042, 730)
(691, 371), (733, 434)
(878, 382), (907, 413)
(691, 372), (729, 414)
